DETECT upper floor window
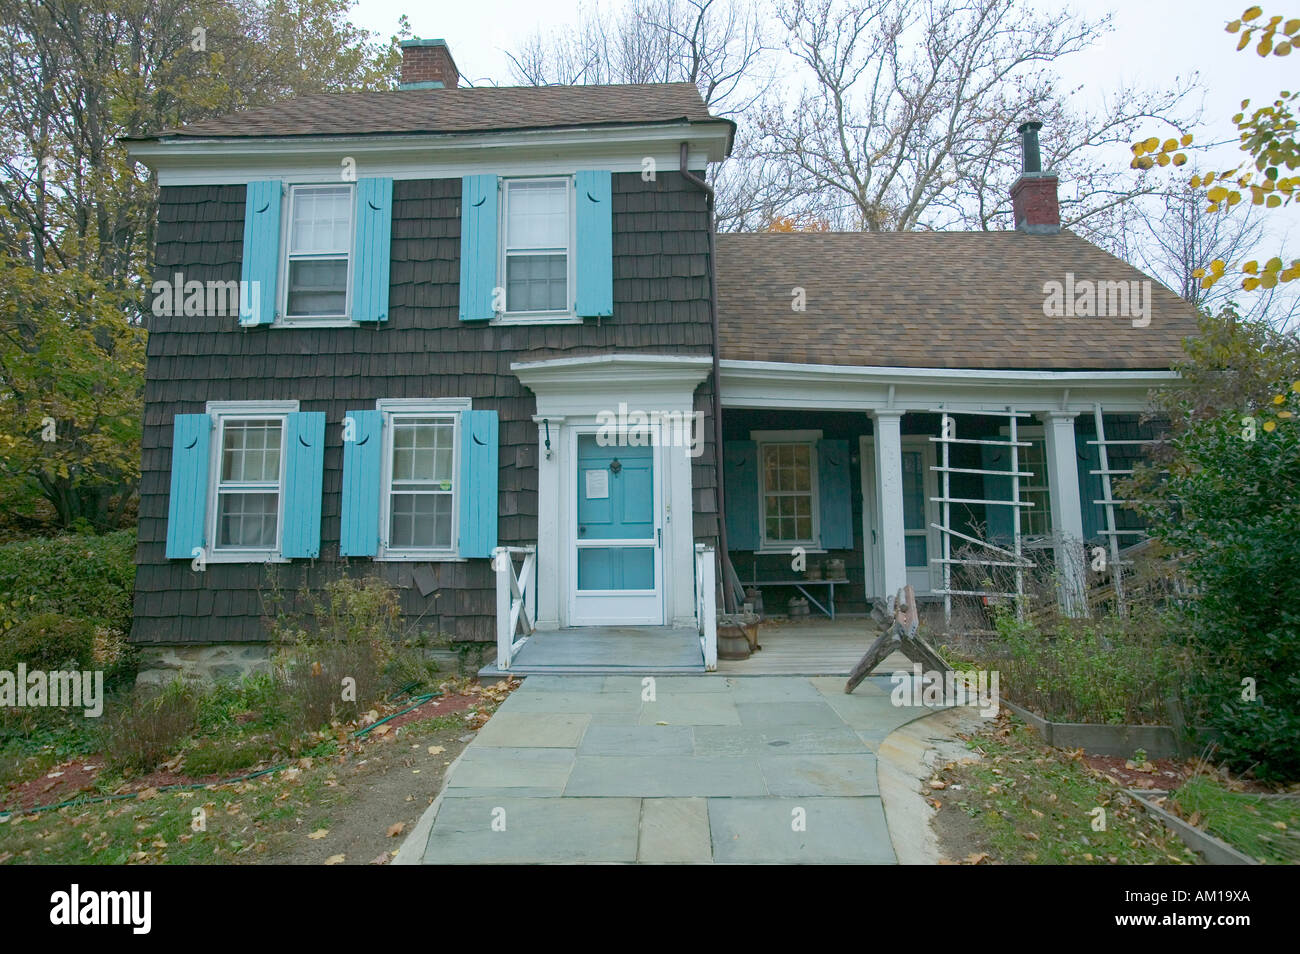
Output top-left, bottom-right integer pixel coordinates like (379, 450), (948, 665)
(501, 177), (572, 317)
(284, 184), (353, 320)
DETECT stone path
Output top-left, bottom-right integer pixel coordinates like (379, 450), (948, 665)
(418, 674), (943, 864)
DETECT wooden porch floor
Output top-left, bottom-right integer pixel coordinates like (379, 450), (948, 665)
(716, 617), (912, 676)
(484, 626), (706, 675)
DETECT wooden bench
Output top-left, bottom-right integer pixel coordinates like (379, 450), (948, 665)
(746, 578), (850, 619)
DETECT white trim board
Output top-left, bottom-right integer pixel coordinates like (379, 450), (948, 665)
(720, 359), (1178, 413)
(127, 124), (725, 185)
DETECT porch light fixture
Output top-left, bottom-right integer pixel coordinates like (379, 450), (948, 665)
(543, 418), (552, 458)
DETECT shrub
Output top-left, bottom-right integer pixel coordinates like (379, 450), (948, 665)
(1144, 408), (1300, 781)
(980, 607), (1189, 725)
(281, 640), (383, 734)
(100, 682), (199, 774)
(0, 530), (136, 635)
(0, 612), (96, 671)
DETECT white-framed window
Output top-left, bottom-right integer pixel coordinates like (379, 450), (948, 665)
(282, 183), (353, 321)
(205, 400), (298, 562)
(999, 425), (1052, 538)
(498, 177), (574, 320)
(378, 398), (471, 560)
(754, 429), (821, 550)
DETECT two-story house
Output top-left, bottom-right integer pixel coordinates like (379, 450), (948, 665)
(125, 38), (1197, 683)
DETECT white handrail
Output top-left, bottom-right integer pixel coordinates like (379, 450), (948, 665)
(493, 545), (537, 670)
(694, 543), (717, 671)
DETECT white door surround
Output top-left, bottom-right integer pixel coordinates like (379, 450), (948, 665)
(512, 354), (712, 631)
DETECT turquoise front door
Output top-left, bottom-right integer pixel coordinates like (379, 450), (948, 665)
(571, 433), (663, 624)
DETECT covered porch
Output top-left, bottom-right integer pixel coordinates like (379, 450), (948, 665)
(717, 362), (1172, 633)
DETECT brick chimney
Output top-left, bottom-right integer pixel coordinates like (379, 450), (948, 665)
(1010, 120), (1060, 234)
(399, 39), (459, 90)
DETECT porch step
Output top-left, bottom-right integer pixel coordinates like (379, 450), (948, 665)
(484, 625), (706, 676)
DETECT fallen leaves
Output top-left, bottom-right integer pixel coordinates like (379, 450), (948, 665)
(324, 853), (346, 865)
(386, 822), (405, 838)
(308, 828), (329, 840)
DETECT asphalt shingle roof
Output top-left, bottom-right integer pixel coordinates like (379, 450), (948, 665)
(139, 83), (725, 140)
(715, 230), (1198, 370)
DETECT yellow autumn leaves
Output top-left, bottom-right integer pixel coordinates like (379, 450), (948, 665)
(1259, 380), (1300, 432)
(1227, 7), (1300, 56)
(1130, 135), (1192, 171)
(1131, 8), (1300, 293)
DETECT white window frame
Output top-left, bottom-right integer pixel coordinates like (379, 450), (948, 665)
(203, 400), (298, 563)
(999, 424), (1053, 541)
(278, 182), (355, 326)
(752, 429), (822, 553)
(493, 176), (580, 326)
(376, 398), (472, 562)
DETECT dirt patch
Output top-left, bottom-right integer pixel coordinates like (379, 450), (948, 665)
(1080, 753), (1195, 790)
(250, 714), (479, 865)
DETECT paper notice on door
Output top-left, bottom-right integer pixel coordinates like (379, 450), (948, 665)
(585, 468), (609, 499)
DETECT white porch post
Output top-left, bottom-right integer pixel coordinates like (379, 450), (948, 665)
(533, 415), (563, 630)
(1043, 410), (1087, 616)
(871, 410), (907, 608)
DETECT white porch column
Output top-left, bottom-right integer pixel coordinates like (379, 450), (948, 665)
(533, 415), (563, 630)
(1043, 410), (1087, 616)
(871, 410), (907, 608)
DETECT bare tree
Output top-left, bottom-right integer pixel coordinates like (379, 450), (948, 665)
(505, 0), (781, 229)
(1113, 185), (1300, 329)
(756, 0), (1200, 233)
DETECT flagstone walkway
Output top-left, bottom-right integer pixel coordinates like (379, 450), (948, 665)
(416, 674), (944, 864)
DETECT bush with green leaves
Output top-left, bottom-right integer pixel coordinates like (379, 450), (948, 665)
(1145, 405), (1300, 780)
(0, 530), (135, 634)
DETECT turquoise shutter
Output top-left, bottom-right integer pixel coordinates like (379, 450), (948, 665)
(165, 414), (212, 559)
(340, 409), (383, 557)
(1076, 429), (1104, 543)
(817, 439), (853, 550)
(981, 445), (1014, 545)
(458, 175), (498, 321)
(282, 412), (326, 558)
(353, 178), (393, 322)
(239, 180), (282, 326)
(458, 409), (499, 558)
(575, 169), (613, 317)
(723, 440), (759, 551)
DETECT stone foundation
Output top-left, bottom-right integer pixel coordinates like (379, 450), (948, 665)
(135, 644), (272, 687)
(135, 643), (485, 687)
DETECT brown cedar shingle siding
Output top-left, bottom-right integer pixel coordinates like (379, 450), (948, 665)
(716, 231), (1198, 370)
(141, 83), (722, 140)
(132, 172), (717, 646)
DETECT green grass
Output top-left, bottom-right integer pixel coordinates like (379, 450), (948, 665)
(1171, 776), (1300, 865)
(940, 718), (1198, 865)
(0, 772), (333, 864)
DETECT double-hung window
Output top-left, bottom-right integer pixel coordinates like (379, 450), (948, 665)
(757, 434), (821, 549)
(284, 184), (353, 320)
(501, 177), (572, 317)
(379, 401), (466, 558)
(207, 402), (297, 559)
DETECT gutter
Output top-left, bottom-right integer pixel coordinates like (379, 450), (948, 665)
(680, 141), (739, 614)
